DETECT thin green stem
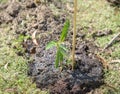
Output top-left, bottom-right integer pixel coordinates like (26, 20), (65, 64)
(72, 0), (77, 70)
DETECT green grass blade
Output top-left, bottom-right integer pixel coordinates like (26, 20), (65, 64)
(46, 41), (57, 50)
(60, 19), (70, 42)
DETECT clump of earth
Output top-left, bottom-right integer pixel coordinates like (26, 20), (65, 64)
(28, 39), (104, 94)
(0, 0), (104, 94)
(107, 0), (120, 7)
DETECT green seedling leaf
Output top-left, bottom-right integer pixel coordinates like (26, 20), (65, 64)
(59, 51), (63, 66)
(46, 41), (57, 50)
(60, 44), (68, 52)
(55, 49), (60, 68)
(55, 50), (59, 68)
(24, 35), (31, 39)
(16, 35), (31, 43)
(59, 45), (68, 57)
(60, 19), (70, 42)
(46, 19), (70, 69)
(18, 35), (24, 42)
(55, 48), (63, 68)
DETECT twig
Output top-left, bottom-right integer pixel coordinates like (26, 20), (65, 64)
(105, 83), (118, 92)
(110, 60), (120, 64)
(4, 62), (9, 70)
(103, 32), (120, 51)
(32, 31), (39, 46)
(95, 54), (108, 69)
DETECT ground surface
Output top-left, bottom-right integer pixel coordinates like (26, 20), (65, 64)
(0, 0), (120, 94)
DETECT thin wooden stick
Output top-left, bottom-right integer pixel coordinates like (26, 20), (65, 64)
(110, 60), (120, 64)
(103, 32), (120, 51)
(32, 31), (39, 46)
(72, 0), (77, 70)
(95, 54), (108, 69)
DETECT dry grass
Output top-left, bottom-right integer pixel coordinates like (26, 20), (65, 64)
(77, 0), (120, 93)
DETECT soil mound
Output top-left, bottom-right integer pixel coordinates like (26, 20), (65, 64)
(0, 1), (104, 94)
(28, 41), (104, 94)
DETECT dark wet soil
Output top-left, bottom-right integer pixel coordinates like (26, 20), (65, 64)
(107, 0), (120, 7)
(92, 29), (113, 38)
(0, 0), (104, 94)
(28, 40), (104, 94)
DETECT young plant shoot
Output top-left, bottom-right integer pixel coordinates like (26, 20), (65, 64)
(46, 20), (70, 68)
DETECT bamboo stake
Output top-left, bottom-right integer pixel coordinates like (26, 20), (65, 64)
(72, 0), (77, 70)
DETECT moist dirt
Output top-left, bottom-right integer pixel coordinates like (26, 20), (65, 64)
(0, 0), (104, 94)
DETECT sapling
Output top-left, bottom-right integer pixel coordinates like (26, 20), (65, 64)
(46, 20), (70, 68)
